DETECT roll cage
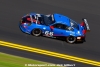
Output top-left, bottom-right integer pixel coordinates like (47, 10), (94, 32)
(21, 14), (54, 26)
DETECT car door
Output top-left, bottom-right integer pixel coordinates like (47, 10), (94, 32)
(52, 23), (70, 36)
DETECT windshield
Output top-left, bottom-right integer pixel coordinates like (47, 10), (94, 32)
(41, 15), (53, 25)
(70, 19), (79, 30)
(21, 16), (31, 23)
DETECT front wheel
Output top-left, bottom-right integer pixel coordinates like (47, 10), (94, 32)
(31, 28), (42, 36)
(66, 36), (76, 44)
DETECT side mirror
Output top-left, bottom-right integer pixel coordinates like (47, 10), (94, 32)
(50, 26), (54, 30)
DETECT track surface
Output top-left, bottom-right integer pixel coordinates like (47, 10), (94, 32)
(0, 0), (100, 66)
(1, 46), (94, 67)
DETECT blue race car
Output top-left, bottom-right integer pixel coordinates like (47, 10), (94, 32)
(19, 13), (90, 43)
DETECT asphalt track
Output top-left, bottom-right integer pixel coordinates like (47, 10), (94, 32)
(0, 0), (100, 67)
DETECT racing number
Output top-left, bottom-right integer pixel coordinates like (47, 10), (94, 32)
(45, 31), (54, 36)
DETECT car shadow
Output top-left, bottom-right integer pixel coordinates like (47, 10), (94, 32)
(41, 36), (84, 44)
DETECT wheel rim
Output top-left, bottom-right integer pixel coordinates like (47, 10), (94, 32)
(33, 29), (41, 36)
(34, 29), (40, 34)
(69, 37), (74, 41)
(67, 36), (76, 43)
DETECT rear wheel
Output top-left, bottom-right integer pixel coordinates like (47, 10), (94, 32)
(66, 36), (76, 44)
(31, 29), (42, 36)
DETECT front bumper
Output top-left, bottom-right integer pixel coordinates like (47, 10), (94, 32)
(19, 24), (31, 34)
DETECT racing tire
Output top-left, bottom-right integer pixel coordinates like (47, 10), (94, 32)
(66, 36), (76, 44)
(31, 28), (42, 36)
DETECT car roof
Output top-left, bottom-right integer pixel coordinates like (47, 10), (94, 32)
(23, 13), (71, 26)
(53, 13), (71, 26)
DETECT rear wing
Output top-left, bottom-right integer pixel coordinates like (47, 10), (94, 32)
(82, 18), (90, 31)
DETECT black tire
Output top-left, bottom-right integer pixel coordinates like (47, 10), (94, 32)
(66, 36), (76, 44)
(31, 28), (42, 36)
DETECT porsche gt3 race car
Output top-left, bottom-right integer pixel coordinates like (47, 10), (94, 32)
(19, 13), (90, 44)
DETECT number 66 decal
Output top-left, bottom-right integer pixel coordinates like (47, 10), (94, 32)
(45, 31), (54, 36)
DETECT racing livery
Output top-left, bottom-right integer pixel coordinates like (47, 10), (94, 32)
(19, 13), (90, 43)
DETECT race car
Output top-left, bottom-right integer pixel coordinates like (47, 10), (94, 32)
(19, 13), (90, 44)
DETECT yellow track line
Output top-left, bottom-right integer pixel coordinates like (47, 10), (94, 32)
(0, 40), (100, 66)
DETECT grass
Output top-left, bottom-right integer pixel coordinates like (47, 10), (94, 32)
(0, 52), (64, 67)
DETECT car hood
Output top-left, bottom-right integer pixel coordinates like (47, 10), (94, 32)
(53, 14), (71, 26)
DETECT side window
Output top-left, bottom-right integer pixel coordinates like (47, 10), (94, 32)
(53, 23), (62, 29)
(61, 24), (69, 30)
(22, 16), (31, 23)
(53, 23), (69, 30)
